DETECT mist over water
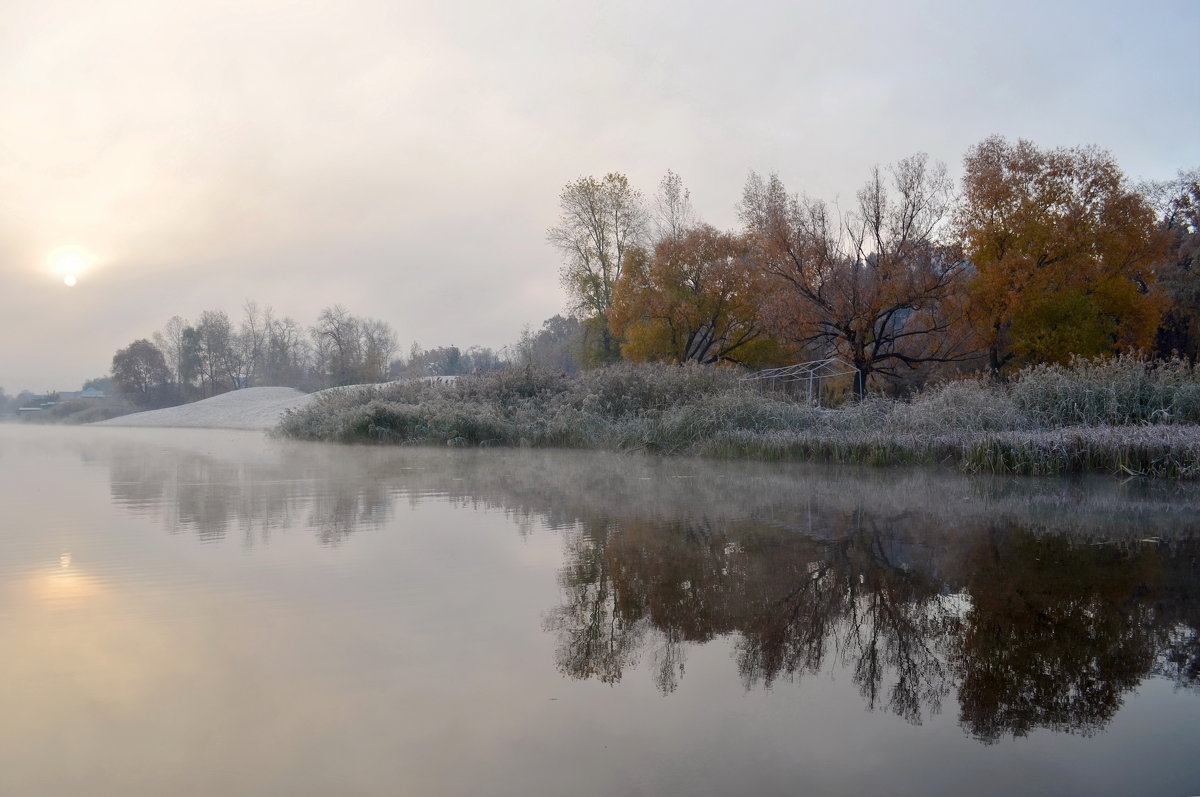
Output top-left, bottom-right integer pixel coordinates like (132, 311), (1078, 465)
(2, 425), (1198, 796)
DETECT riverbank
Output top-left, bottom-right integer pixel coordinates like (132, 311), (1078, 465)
(274, 357), (1200, 479)
(95, 386), (312, 430)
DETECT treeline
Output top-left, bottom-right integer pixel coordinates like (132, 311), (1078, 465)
(549, 136), (1199, 396)
(108, 303), (565, 409)
(111, 303), (406, 408)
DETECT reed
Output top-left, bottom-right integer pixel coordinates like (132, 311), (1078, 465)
(275, 357), (1200, 478)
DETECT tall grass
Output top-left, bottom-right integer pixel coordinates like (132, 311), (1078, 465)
(276, 357), (1200, 479)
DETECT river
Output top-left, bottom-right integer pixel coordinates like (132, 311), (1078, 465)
(1, 425), (1197, 796)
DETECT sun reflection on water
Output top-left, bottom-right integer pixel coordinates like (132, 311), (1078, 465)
(27, 553), (104, 607)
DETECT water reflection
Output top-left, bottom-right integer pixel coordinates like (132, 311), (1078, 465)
(550, 514), (1200, 743)
(106, 436), (394, 545)
(85, 431), (1200, 743)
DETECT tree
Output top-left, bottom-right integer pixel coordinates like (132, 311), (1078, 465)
(957, 136), (1169, 373)
(610, 224), (783, 366)
(112, 339), (172, 407)
(653, 169), (695, 244)
(741, 154), (973, 397)
(515, 315), (584, 372)
(547, 173), (649, 362)
(311, 305), (397, 386)
(237, 301), (270, 388)
(190, 310), (240, 396)
(82, 376), (113, 393)
(153, 315), (189, 392)
(1146, 169), (1200, 361)
(263, 315), (311, 387)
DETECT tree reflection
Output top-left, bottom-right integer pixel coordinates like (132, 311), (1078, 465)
(95, 436), (1200, 742)
(548, 505), (1200, 741)
(544, 519), (646, 684)
(105, 441), (393, 544)
(952, 529), (1160, 742)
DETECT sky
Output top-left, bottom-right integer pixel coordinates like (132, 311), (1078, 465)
(1, 0), (1198, 391)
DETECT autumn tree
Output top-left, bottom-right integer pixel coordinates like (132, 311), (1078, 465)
(610, 224), (784, 366)
(741, 154), (973, 397)
(112, 339), (172, 408)
(957, 136), (1169, 373)
(547, 173), (649, 363)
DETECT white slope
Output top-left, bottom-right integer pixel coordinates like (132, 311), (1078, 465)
(93, 386), (315, 430)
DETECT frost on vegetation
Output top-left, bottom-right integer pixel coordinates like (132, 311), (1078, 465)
(274, 358), (1200, 478)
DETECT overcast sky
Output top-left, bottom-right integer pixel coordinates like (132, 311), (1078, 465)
(2, 0), (1197, 390)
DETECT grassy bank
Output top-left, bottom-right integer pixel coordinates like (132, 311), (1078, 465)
(275, 356), (1200, 479)
(20, 397), (134, 425)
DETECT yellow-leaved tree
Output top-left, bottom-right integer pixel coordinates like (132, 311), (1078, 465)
(609, 224), (786, 366)
(957, 136), (1169, 373)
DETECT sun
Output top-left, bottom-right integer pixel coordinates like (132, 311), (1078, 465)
(47, 245), (95, 286)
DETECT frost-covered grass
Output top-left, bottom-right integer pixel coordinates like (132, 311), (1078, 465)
(275, 357), (1200, 479)
(20, 397), (135, 425)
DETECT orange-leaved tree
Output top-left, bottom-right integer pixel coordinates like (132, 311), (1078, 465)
(609, 224), (786, 366)
(741, 154), (974, 397)
(957, 136), (1169, 373)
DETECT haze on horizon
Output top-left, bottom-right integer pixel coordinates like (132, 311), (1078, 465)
(2, 0), (1197, 390)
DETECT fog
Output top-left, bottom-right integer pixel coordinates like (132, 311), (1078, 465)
(2, 0), (1197, 389)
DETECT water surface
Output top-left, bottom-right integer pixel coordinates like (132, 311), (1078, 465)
(1, 425), (1198, 796)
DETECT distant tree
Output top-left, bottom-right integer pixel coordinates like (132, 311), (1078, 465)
(957, 136), (1169, 373)
(263, 315), (311, 387)
(112, 339), (172, 408)
(82, 376), (113, 393)
(179, 326), (204, 397)
(153, 315), (190, 392)
(610, 224), (784, 366)
(360, 317), (398, 382)
(391, 344), (504, 378)
(742, 154), (974, 397)
(1145, 169), (1200, 361)
(547, 173), (649, 363)
(237, 301), (270, 387)
(515, 315), (585, 372)
(195, 310), (239, 396)
(653, 169), (696, 244)
(311, 305), (396, 386)
(462, 345), (505, 374)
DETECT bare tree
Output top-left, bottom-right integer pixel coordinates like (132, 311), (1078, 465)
(741, 154), (975, 397)
(264, 315), (310, 387)
(653, 169), (695, 244)
(238, 300), (270, 387)
(195, 310), (238, 396)
(547, 172), (649, 362)
(153, 315), (189, 392)
(311, 305), (396, 386)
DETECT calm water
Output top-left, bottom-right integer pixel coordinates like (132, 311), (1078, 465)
(1, 425), (1198, 797)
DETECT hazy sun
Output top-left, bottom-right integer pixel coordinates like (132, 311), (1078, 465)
(47, 245), (95, 286)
